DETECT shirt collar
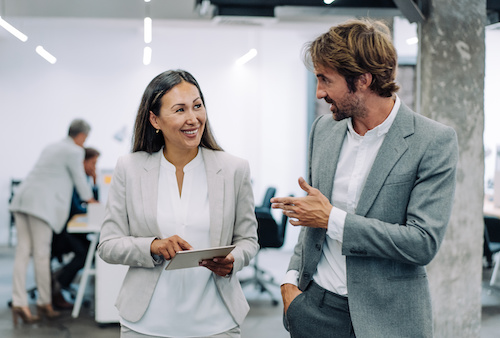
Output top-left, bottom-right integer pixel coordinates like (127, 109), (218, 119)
(347, 95), (400, 138)
(161, 147), (203, 172)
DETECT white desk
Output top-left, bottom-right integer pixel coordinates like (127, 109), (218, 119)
(66, 213), (101, 319)
(66, 210), (128, 323)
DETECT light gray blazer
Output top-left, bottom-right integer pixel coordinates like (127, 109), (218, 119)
(288, 103), (459, 338)
(97, 147), (259, 325)
(9, 137), (93, 233)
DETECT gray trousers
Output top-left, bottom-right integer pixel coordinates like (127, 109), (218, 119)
(120, 325), (241, 338)
(284, 281), (356, 338)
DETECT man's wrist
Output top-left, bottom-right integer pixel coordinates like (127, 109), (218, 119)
(281, 269), (300, 286)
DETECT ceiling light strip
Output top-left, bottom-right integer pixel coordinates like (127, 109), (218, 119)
(36, 46), (57, 64)
(143, 46), (152, 65)
(0, 16), (28, 42)
(144, 17), (152, 43)
(235, 48), (258, 66)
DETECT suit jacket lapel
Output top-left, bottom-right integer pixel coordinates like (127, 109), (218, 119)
(201, 148), (225, 247)
(355, 104), (414, 216)
(308, 118), (347, 245)
(141, 151), (162, 237)
(314, 119), (347, 200)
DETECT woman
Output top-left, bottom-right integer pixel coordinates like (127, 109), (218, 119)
(9, 119), (96, 325)
(97, 70), (259, 338)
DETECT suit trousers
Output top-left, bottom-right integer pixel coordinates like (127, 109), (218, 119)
(284, 281), (356, 338)
(12, 212), (53, 306)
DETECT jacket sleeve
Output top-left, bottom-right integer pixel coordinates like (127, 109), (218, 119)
(229, 160), (259, 274)
(97, 156), (160, 268)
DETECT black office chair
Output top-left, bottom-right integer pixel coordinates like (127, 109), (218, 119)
(484, 216), (500, 268)
(8, 179), (22, 247)
(254, 187), (276, 214)
(240, 193), (292, 306)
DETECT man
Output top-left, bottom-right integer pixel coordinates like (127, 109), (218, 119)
(271, 19), (458, 338)
(52, 147), (100, 309)
(10, 119), (97, 320)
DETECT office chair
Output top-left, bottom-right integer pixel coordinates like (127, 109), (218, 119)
(254, 187), (276, 214)
(240, 194), (292, 306)
(484, 216), (500, 269)
(8, 179), (22, 247)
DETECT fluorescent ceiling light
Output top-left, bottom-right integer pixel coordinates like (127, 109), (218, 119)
(406, 37), (418, 45)
(35, 46), (57, 64)
(143, 46), (152, 65)
(324, 0), (335, 4)
(235, 48), (258, 66)
(0, 16), (28, 42)
(144, 0), (151, 2)
(144, 17), (152, 43)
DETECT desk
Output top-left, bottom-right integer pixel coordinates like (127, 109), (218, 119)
(66, 212), (128, 323)
(484, 199), (500, 218)
(67, 214), (100, 319)
(484, 198), (500, 286)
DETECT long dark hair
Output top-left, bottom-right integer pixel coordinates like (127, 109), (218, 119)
(132, 69), (222, 153)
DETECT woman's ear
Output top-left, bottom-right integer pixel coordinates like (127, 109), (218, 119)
(149, 111), (160, 129)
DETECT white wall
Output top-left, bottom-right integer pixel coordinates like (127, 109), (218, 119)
(4, 16), (496, 250)
(0, 16), (335, 249)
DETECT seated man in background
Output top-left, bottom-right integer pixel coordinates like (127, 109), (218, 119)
(51, 147), (100, 310)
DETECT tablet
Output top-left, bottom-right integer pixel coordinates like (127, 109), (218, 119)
(164, 245), (236, 271)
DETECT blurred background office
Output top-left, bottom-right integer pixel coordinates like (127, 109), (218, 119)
(1, 0), (500, 337)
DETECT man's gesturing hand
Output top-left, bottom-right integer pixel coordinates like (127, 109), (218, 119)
(271, 177), (332, 229)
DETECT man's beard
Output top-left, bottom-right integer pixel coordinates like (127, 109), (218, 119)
(327, 92), (366, 121)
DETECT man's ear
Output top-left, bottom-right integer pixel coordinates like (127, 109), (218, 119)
(149, 111), (159, 129)
(356, 73), (372, 91)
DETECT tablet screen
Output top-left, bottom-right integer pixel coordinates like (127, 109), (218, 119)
(164, 245), (236, 270)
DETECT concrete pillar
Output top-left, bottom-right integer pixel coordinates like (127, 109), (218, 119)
(419, 0), (486, 337)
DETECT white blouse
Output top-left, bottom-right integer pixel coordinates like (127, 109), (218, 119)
(121, 149), (236, 337)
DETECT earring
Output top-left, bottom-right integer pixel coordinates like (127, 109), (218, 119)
(156, 129), (159, 134)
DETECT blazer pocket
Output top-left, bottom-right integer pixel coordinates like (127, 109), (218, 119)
(387, 274), (427, 281)
(388, 262), (427, 281)
(384, 173), (414, 186)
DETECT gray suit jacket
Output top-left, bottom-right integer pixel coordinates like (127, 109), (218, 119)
(9, 137), (93, 233)
(288, 103), (458, 337)
(97, 147), (259, 325)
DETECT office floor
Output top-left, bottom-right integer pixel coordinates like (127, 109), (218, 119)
(0, 245), (499, 338)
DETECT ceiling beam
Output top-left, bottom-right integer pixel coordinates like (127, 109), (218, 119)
(392, 0), (427, 23)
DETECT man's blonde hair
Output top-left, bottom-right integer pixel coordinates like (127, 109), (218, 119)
(306, 19), (399, 97)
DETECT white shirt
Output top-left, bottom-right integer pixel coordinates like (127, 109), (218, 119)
(283, 96), (401, 295)
(121, 149), (236, 337)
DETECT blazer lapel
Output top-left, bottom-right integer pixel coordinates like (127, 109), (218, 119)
(314, 119), (348, 200)
(355, 104), (414, 216)
(201, 148), (225, 247)
(141, 151), (163, 237)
